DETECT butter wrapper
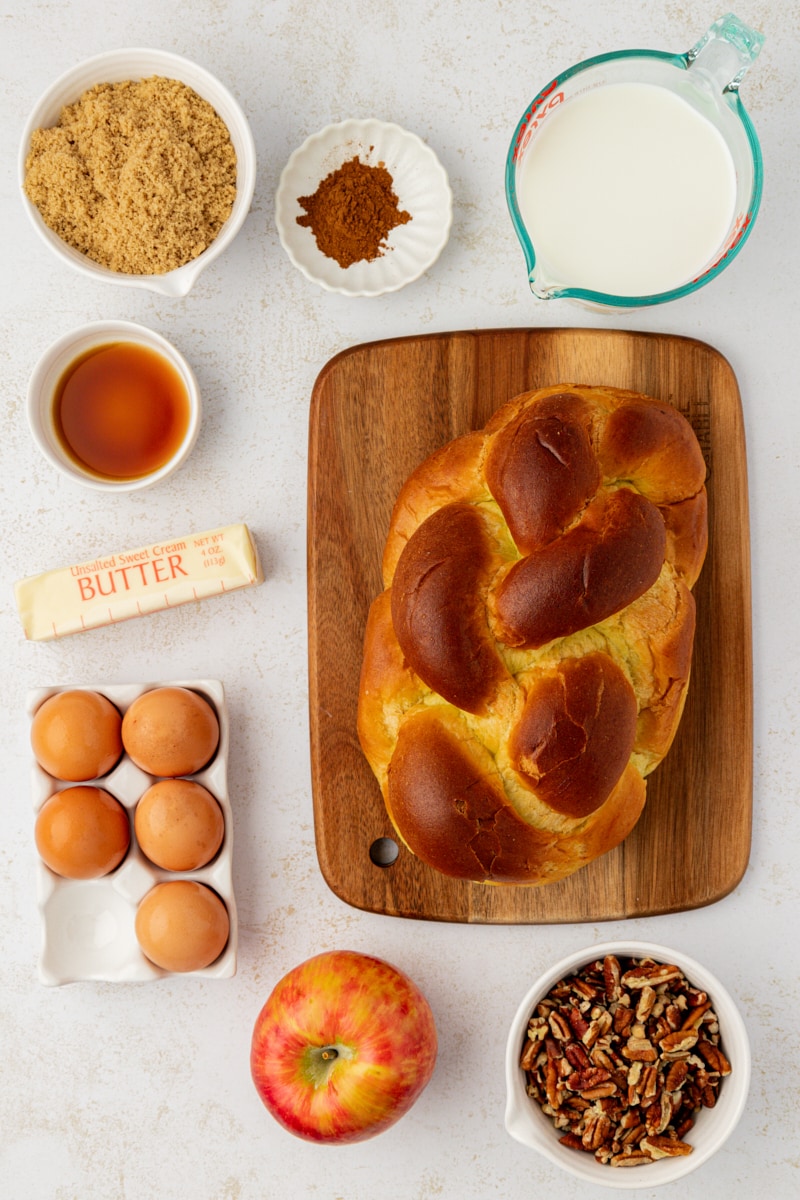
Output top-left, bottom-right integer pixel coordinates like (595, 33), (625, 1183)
(15, 523), (263, 641)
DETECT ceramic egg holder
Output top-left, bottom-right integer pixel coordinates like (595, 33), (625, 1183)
(28, 679), (237, 985)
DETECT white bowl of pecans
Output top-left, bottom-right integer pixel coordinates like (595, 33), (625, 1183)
(505, 941), (750, 1187)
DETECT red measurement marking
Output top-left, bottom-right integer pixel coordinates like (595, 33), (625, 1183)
(513, 79), (561, 162)
(692, 212), (751, 283)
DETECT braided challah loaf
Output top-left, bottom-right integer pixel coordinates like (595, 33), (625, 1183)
(357, 384), (708, 886)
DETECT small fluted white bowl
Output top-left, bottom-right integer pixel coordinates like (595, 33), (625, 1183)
(505, 940), (750, 1188)
(19, 48), (256, 297)
(275, 118), (452, 296)
(27, 320), (201, 492)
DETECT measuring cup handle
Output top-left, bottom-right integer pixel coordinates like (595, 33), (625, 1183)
(687, 13), (765, 92)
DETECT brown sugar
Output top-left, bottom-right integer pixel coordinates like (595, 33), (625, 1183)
(297, 156), (411, 268)
(24, 77), (237, 275)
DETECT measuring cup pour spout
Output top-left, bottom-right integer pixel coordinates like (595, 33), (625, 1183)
(687, 13), (765, 92)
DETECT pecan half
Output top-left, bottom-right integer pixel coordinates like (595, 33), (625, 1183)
(611, 1150), (653, 1167)
(641, 1134), (693, 1159)
(644, 1092), (673, 1135)
(665, 1060), (690, 1092)
(548, 1010), (571, 1041)
(639, 1064), (661, 1105)
(582, 1111), (613, 1151)
(636, 986), (657, 1022)
(613, 1005), (636, 1036)
(698, 1040), (732, 1075)
(659, 1029), (699, 1056)
(565, 1042), (591, 1070)
(603, 955), (622, 1002)
(681, 1001), (712, 1030)
(623, 1036), (658, 1063)
(558, 1132), (590, 1153)
(621, 961), (683, 989)
(520, 1038), (540, 1071)
(565, 1066), (612, 1093)
(567, 1007), (590, 1038)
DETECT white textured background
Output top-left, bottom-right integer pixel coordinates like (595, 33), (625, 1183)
(1, 2), (798, 1198)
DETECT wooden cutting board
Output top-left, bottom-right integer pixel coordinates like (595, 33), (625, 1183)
(307, 328), (752, 923)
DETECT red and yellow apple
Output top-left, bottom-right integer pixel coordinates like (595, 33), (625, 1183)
(250, 949), (437, 1143)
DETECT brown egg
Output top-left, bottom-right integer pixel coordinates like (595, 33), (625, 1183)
(121, 687), (219, 776)
(135, 779), (224, 871)
(135, 880), (229, 972)
(35, 786), (130, 878)
(31, 689), (122, 781)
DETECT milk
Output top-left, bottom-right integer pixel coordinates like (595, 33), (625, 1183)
(517, 82), (737, 297)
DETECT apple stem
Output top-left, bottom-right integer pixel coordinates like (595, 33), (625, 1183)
(301, 1041), (354, 1088)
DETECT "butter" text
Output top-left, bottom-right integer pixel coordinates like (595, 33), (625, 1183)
(76, 555), (188, 600)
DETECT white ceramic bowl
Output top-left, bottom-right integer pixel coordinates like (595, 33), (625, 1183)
(505, 940), (750, 1188)
(27, 319), (201, 492)
(275, 118), (452, 296)
(29, 679), (236, 985)
(19, 48), (256, 297)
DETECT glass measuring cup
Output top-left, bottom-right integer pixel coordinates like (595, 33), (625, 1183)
(506, 14), (764, 308)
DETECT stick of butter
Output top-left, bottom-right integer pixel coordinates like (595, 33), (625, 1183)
(15, 523), (263, 641)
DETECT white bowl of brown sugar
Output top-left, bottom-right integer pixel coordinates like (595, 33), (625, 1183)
(19, 49), (257, 298)
(275, 119), (452, 297)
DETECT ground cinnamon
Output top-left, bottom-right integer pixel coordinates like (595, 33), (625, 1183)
(296, 156), (411, 268)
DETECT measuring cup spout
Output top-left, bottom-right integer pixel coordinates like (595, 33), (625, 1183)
(687, 13), (765, 92)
